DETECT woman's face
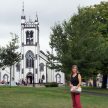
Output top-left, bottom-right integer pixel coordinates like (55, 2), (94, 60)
(72, 67), (77, 74)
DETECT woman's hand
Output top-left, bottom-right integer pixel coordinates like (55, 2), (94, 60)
(71, 86), (76, 92)
(75, 86), (78, 89)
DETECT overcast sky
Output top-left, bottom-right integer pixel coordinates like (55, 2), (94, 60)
(0, 0), (108, 53)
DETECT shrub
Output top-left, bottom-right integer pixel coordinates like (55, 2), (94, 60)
(45, 82), (58, 87)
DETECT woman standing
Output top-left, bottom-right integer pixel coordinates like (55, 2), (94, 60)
(70, 65), (82, 108)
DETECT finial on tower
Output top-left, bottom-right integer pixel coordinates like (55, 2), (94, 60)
(21, 1), (26, 23)
(35, 12), (39, 26)
(35, 12), (38, 22)
(21, 1), (25, 16)
(22, 1), (24, 13)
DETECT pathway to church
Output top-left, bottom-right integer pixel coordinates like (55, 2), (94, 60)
(82, 90), (108, 97)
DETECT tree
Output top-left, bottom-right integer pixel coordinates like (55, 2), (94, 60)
(0, 34), (21, 86)
(48, 2), (108, 88)
(0, 47), (4, 68)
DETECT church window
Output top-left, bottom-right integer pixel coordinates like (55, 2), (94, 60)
(39, 63), (44, 72)
(3, 74), (9, 82)
(56, 74), (61, 83)
(26, 31), (34, 45)
(42, 75), (45, 80)
(16, 63), (20, 72)
(26, 31), (29, 45)
(25, 50), (34, 68)
(30, 31), (33, 44)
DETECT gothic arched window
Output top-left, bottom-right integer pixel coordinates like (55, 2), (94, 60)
(25, 50), (34, 68)
(3, 74), (9, 82)
(26, 31), (34, 45)
(56, 74), (61, 83)
(16, 63), (20, 72)
(39, 63), (44, 72)
(30, 31), (33, 44)
(26, 31), (29, 44)
(42, 74), (45, 80)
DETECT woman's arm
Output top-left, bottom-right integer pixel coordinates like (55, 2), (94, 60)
(69, 74), (73, 88)
(70, 82), (73, 88)
(76, 74), (82, 88)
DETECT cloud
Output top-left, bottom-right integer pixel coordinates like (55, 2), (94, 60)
(0, 0), (107, 52)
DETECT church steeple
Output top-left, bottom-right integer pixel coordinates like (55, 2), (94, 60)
(35, 13), (38, 22)
(35, 12), (39, 25)
(21, 7), (40, 84)
(22, 2), (24, 14)
(21, 1), (26, 24)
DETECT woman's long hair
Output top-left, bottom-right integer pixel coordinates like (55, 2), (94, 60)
(71, 65), (79, 75)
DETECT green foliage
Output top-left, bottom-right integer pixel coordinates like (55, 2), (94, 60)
(48, 1), (108, 79)
(0, 34), (21, 68)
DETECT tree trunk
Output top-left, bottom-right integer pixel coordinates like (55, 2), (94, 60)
(102, 74), (107, 89)
(10, 66), (12, 87)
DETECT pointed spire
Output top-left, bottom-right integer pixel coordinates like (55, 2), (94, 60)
(21, 1), (26, 22)
(22, 1), (24, 15)
(35, 12), (39, 26)
(35, 12), (38, 22)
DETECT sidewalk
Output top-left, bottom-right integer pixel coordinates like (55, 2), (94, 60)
(82, 90), (108, 97)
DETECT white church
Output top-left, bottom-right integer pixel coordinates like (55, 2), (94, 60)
(0, 4), (65, 85)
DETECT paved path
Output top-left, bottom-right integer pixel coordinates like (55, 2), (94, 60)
(82, 90), (108, 97)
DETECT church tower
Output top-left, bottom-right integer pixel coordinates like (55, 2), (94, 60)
(20, 2), (40, 84)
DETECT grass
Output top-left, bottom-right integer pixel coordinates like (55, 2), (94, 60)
(82, 86), (108, 94)
(0, 86), (107, 108)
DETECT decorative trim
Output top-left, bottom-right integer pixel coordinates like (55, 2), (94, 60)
(23, 44), (36, 46)
(24, 27), (36, 29)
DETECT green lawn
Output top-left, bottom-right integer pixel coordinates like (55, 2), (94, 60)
(0, 86), (107, 108)
(82, 86), (108, 94)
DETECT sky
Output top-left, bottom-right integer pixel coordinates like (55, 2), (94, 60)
(0, 0), (108, 53)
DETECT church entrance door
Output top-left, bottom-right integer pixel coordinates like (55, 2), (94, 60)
(26, 73), (33, 84)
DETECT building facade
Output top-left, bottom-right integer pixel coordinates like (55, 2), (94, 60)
(0, 4), (65, 85)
